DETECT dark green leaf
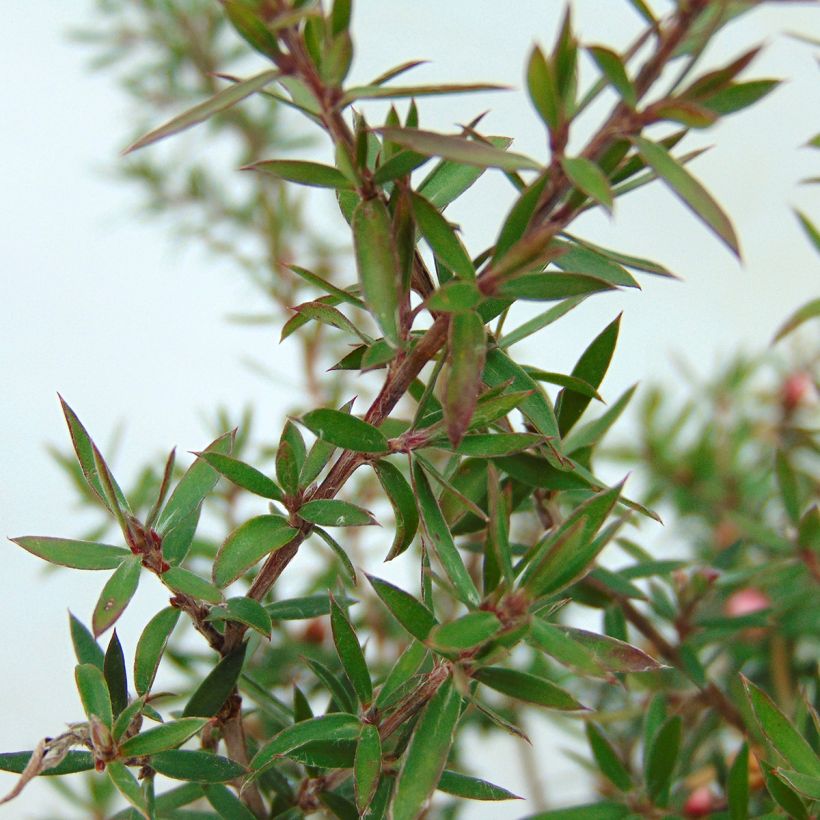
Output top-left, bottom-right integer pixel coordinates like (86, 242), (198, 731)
(207, 597), (272, 638)
(106, 761), (147, 814)
(451, 432), (544, 457)
(104, 631), (128, 718)
(588, 46), (636, 107)
(529, 619), (608, 678)
(0, 751), (93, 776)
(413, 461), (481, 607)
(631, 136), (739, 256)
(213, 515), (298, 588)
(150, 750), (246, 783)
(183, 646), (247, 718)
(527, 46), (560, 130)
(301, 408), (390, 453)
(775, 769), (820, 801)
(761, 761), (809, 819)
(524, 802), (630, 819)
(562, 385), (636, 453)
(118, 718), (209, 757)
(367, 575), (438, 641)
(703, 80), (779, 115)
(11, 536), (129, 571)
(125, 70), (280, 153)
(92, 557), (141, 638)
(497, 296), (585, 349)
(378, 127), (540, 171)
(373, 461), (419, 561)
(644, 715), (682, 806)
(75, 663), (113, 728)
(429, 611), (500, 652)
(331, 596), (372, 705)
(246, 159), (354, 189)
(312, 526), (357, 584)
(372, 149), (430, 184)
(437, 770), (521, 801)
(203, 782), (257, 819)
(392, 676), (462, 820)
(198, 453), (283, 501)
(352, 198), (401, 347)
(586, 723), (632, 791)
(412, 193), (476, 280)
(474, 667), (584, 710)
(523, 369), (602, 400)
(162, 566), (223, 604)
(445, 311), (486, 447)
(727, 743), (749, 820)
(266, 593), (356, 621)
(299, 499), (376, 527)
(498, 272), (616, 301)
(306, 657), (357, 715)
(69, 613), (104, 670)
(354, 723), (382, 814)
(561, 156), (614, 211)
(375, 641), (428, 709)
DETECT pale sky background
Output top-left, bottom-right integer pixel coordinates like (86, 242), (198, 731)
(1, 1), (818, 817)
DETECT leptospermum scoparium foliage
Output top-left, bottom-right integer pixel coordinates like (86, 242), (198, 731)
(3, 1), (819, 818)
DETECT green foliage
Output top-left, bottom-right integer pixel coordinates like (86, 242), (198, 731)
(3, 1), (817, 818)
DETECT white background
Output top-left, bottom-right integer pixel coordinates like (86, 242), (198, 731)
(1, 1), (818, 816)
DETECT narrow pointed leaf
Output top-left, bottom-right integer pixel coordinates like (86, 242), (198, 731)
(150, 750), (246, 783)
(375, 641), (428, 708)
(183, 646), (247, 718)
(11, 537), (129, 570)
(412, 193), (476, 279)
(92, 557), (141, 638)
(498, 272), (616, 301)
(301, 408), (389, 453)
(645, 715), (682, 806)
(75, 663), (113, 728)
(558, 626), (663, 674)
(367, 575), (437, 641)
(392, 677), (461, 820)
(527, 45), (560, 129)
(373, 461), (419, 560)
(266, 593), (356, 621)
(378, 127), (540, 171)
(312, 526), (357, 584)
(198, 453), (283, 501)
(331, 596), (372, 704)
(775, 769), (820, 801)
(497, 296), (585, 348)
(299, 499), (376, 527)
(162, 566), (223, 604)
(445, 311), (486, 447)
(134, 607), (180, 696)
(106, 761), (147, 815)
(213, 515), (298, 588)
(69, 613), (104, 670)
(352, 198), (401, 347)
(589, 46), (636, 106)
(246, 159), (354, 189)
(342, 82), (506, 105)
(203, 783), (257, 819)
(437, 770), (521, 801)
(452, 432), (544, 457)
(585, 723), (633, 791)
(772, 297), (820, 343)
(104, 631), (128, 718)
(413, 462), (481, 607)
(474, 667), (584, 710)
(429, 611), (501, 652)
(118, 718), (209, 757)
(728, 743), (749, 820)
(207, 597), (272, 638)
(631, 136), (739, 255)
(125, 70), (279, 153)
(0, 751), (93, 777)
(354, 723), (382, 813)
(561, 156), (614, 211)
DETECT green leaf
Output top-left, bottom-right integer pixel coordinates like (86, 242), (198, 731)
(245, 159), (353, 189)
(150, 750), (246, 783)
(367, 575), (438, 641)
(183, 646), (247, 718)
(444, 311), (486, 447)
(92, 556), (141, 638)
(378, 127), (540, 171)
(644, 715), (682, 806)
(392, 676), (462, 820)
(795, 210), (820, 251)
(69, 613), (104, 670)
(557, 626), (662, 674)
(373, 460), (419, 560)
(208, 597), (273, 638)
(352, 198), (401, 347)
(498, 272), (616, 301)
(562, 385), (636, 453)
(772, 297), (820, 343)
(342, 82), (506, 105)
(560, 156), (614, 211)
(288, 264), (365, 309)
(525, 802), (630, 819)
(630, 136), (739, 256)
(113, 696), (144, 742)
(354, 723), (382, 814)
(529, 619), (608, 678)
(118, 718), (209, 757)
(306, 656), (357, 714)
(330, 596), (372, 705)
(520, 484), (622, 597)
(585, 723), (633, 791)
(299, 499), (376, 527)
(10, 536), (130, 571)
(761, 761), (810, 820)
(203, 783), (257, 819)
(75, 663), (113, 728)
(437, 770), (521, 801)
(727, 743), (749, 820)
(162, 566), (224, 604)
(451, 432), (544, 457)
(775, 769), (820, 801)
(523, 369), (602, 400)
(106, 761), (147, 814)
(703, 80), (779, 115)
(0, 751), (93, 776)
(552, 239), (639, 288)
(266, 593), (356, 621)
(124, 69), (280, 153)
(198, 453), (283, 501)
(250, 714), (362, 772)
(527, 46), (560, 130)
(426, 281), (483, 314)
(412, 193), (476, 280)
(497, 296), (585, 349)
(429, 611), (501, 652)
(375, 641), (428, 709)
(483, 349), (559, 441)
(213, 515), (298, 588)
(742, 676), (820, 777)
(301, 408), (389, 453)
(413, 461), (481, 607)
(104, 631), (128, 718)
(588, 46), (636, 107)
(312, 526), (357, 584)
(373, 148), (430, 184)
(557, 314), (621, 436)
(775, 450), (801, 525)
(473, 667), (585, 710)
(158, 431), (234, 563)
